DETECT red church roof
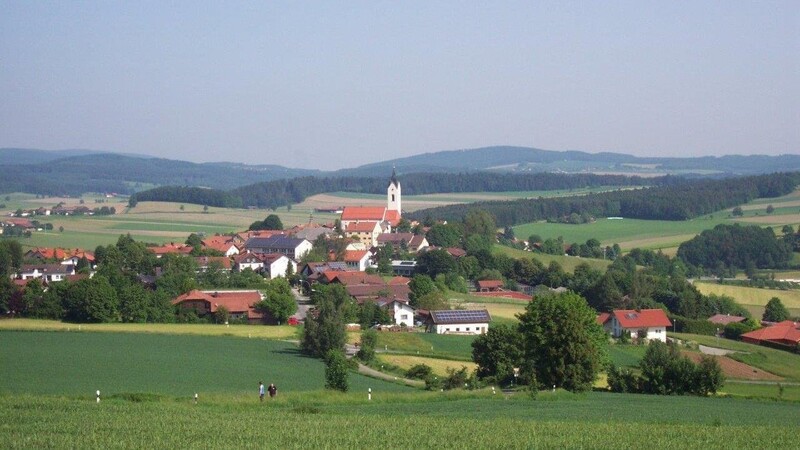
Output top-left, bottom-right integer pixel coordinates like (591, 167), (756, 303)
(341, 207), (387, 221)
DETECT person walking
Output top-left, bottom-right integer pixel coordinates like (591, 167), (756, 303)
(268, 383), (277, 399)
(259, 381), (265, 402)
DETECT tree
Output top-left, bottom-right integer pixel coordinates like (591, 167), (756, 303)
(408, 274), (437, 305)
(255, 278), (297, 324)
(414, 291), (448, 311)
(62, 275), (119, 323)
(416, 248), (456, 278)
(517, 291), (607, 392)
(426, 223), (462, 247)
(324, 350), (349, 392)
(356, 329), (377, 362)
(251, 214), (284, 231)
(731, 206), (743, 216)
(763, 297), (789, 322)
(301, 284), (351, 357)
(463, 209), (496, 241)
(471, 324), (524, 385)
(695, 355), (725, 395)
(766, 204), (775, 214)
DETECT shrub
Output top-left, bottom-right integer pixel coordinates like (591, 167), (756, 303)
(406, 364), (433, 380)
(324, 350), (349, 392)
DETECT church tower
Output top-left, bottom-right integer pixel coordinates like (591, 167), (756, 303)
(387, 167), (401, 213)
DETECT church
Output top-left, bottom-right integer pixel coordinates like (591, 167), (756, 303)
(340, 169), (402, 247)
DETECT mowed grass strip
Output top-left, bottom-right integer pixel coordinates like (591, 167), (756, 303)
(2, 393), (799, 449)
(0, 330), (412, 396)
(377, 354), (477, 376)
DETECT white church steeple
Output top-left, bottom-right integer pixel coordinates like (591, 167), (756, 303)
(387, 167), (401, 213)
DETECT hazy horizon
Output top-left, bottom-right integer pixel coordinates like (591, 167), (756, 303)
(2, 1), (797, 170)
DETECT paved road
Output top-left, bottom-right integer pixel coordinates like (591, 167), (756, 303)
(357, 363), (424, 388)
(290, 287), (311, 322)
(698, 344), (740, 356)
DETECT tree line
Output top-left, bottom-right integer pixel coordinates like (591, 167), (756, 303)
(130, 172), (669, 210)
(409, 172), (800, 226)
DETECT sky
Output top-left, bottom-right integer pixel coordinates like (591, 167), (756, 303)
(1, 1), (798, 170)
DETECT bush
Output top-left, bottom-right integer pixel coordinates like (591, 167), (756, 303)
(443, 366), (470, 390)
(324, 350), (349, 392)
(607, 365), (639, 393)
(723, 320), (758, 340)
(671, 316), (718, 336)
(356, 329), (377, 363)
(406, 364), (433, 380)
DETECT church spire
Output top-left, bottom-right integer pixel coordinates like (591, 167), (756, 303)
(390, 165), (398, 187)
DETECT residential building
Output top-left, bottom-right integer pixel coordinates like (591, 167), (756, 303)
(345, 221), (381, 247)
(244, 235), (311, 260)
(261, 254), (297, 279)
(391, 260), (417, 277)
(344, 250), (371, 271)
(376, 233), (429, 252)
(172, 290), (266, 324)
(18, 264), (76, 282)
(426, 309), (491, 335)
(598, 309), (672, 342)
(741, 321), (800, 348)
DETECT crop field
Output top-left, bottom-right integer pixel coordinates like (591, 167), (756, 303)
(513, 188), (800, 251)
(2, 392), (799, 448)
(693, 282), (800, 318)
(0, 330), (411, 396)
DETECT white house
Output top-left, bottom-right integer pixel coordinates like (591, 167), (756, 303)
(598, 309), (672, 343)
(233, 253), (265, 272)
(383, 299), (415, 327)
(426, 309), (491, 335)
(344, 250), (371, 272)
(261, 254), (297, 279)
(244, 236), (312, 260)
(391, 260), (417, 277)
(18, 264), (76, 282)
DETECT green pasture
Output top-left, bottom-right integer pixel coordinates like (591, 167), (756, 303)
(722, 382), (800, 402)
(492, 244), (611, 272)
(373, 332), (475, 361)
(608, 344), (648, 369)
(2, 392), (799, 448)
(0, 331), (412, 396)
(693, 282), (800, 318)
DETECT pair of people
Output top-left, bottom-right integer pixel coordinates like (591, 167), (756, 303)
(259, 381), (277, 401)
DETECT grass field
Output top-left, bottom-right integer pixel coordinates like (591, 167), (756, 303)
(374, 332), (475, 361)
(376, 354), (477, 376)
(0, 330), (411, 396)
(2, 392), (799, 448)
(693, 282), (800, 318)
(492, 244), (611, 272)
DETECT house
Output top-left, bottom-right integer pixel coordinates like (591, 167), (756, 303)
(261, 254), (297, 279)
(345, 221), (382, 247)
(372, 297), (415, 327)
(598, 309), (672, 342)
(476, 280), (503, 292)
(244, 236), (311, 260)
(708, 314), (748, 326)
(376, 233), (429, 252)
(201, 236), (240, 256)
(343, 250), (371, 271)
(172, 290), (266, 324)
(25, 247), (95, 266)
(391, 260), (417, 277)
(288, 223), (336, 242)
(18, 264), (76, 282)
(326, 271), (385, 286)
(233, 253), (265, 272)
(346, 284), (411, 303)
(426, 309), (491, 335)
(299, 261), (350, 278)
(741, 321), (800, 348)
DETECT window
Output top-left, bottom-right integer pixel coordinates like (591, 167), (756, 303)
(466, 327), (470, 331)
(401, 314), (408, 320)
(456, 327), (460, 332)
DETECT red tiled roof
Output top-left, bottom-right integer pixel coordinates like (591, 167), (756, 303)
(330, 272), (385, 286)
(202, 236), (238, 253)
(612, 309), (672, 328)
(387, 276), (411, 285)
(346, 284), (411, 300)
(741, 321), (800, 346)
(195, 256), (232, 269)
(597, 312), (611, 325)
(345, 222), (379, 233)
(384, 209), (401, 226)
(148, 243), (193, 255)
(445, 247), (467, 258)
(341, 207), (386, 221)
(344, 250), (369, 262)
(173, 290), (263, 318)
(477, 280), (503, 289)
(233, 252), (263, 264)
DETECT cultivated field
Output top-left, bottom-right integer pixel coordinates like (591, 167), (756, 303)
(693, 282), (800, 318)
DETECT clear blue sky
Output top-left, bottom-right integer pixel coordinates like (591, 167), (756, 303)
(1, 1), (797, 169)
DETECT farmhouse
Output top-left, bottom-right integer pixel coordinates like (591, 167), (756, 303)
(476, 280), (503, 292)
(426, 309), (491, 335)
(172, 290), (265, 324)
(598, 309), (672, 342)
(233, 253), (265, 272)
(740, 321), (800, 348)
(370, 297), (415, 327)
(18, 264), (76, 282)
(244, 235), (311, 260)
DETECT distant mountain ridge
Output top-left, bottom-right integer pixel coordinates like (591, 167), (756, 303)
(1, 146), (798, 196)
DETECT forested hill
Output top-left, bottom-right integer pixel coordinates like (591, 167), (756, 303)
(341, 146), (800, 177)
(230, 172), (671, 209)
(0, 153), (318, 196)
(407, 172), (800, 226)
